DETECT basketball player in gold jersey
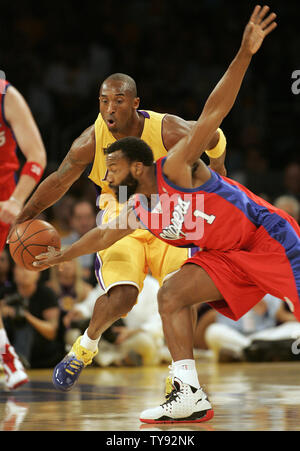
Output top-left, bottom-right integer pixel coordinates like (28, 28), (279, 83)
(11, 73), (227, 389)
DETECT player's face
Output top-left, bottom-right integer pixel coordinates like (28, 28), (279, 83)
(106, 151), (139, 201)
(99, 81), (139, 134)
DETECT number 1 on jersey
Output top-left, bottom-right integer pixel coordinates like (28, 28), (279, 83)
(194, 209), (216, 225)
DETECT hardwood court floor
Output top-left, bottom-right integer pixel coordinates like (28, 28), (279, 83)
(1, 361), (300, 431)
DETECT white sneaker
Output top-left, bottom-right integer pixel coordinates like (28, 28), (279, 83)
(1, 344), (29, 390)
(140, 377), (214, 424)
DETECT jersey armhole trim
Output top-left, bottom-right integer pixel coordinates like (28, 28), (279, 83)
(1, 83), (12, 128)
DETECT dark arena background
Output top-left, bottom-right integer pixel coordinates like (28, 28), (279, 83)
(0, 0), (299, 436)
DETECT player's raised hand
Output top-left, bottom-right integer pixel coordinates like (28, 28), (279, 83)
(241, 5), (277, 56)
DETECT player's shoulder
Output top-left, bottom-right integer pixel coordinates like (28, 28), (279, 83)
(73, 124), (95, 149)
(142, 110), (165, 119)
(3, 85), (24, 110)
(69, 124), (96, 164)
(2, 84), (32, 126)
(163, 113), (195, 129)
(3, 84), (24, 104)
(162, 114), (195, 150)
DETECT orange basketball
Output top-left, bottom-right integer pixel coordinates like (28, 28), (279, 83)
(9, 219), (61, 271)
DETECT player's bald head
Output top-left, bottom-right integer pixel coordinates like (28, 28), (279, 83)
(100, 73), (137, 98)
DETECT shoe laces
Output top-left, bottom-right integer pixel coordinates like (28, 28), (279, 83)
(65, 357), (84, 376)
(162, 383), (183, 407)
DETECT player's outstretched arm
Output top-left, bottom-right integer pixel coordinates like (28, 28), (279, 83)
(33, 200), (140, 268)
(167, 5), (277, 168)
(9, 125), (95, 233)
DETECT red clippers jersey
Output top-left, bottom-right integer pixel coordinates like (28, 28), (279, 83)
(134, 157), (300, 251)
(0, 81), (19, 184)
(134, 157), (300, 319)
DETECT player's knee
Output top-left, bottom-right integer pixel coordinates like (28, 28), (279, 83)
(157, 284), (182, 317)
(108, 285), (138, 317)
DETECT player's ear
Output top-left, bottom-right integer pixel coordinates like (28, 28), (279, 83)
(132, 161), (143, 176)
(133, 97), (140, 110)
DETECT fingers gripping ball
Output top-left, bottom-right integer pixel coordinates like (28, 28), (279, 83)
(9, 220), (61, 271)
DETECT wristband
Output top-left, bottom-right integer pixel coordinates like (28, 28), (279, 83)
(21, 161), (44, 183)
(205, 128), (227, 159)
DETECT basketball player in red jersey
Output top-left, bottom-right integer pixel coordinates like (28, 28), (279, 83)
(35, 7), (289, 423)
(0, 79), (46, 389)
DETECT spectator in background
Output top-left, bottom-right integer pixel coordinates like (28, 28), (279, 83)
(61, 200), (97, 282)
(0, 247), (14, 300)
(230, 147), (282, 200)
(50, 194), (76, 238)
(47, 260), (92, 352)
(274, 195), (300, 223)
(283, 163), (300, 202)
(1, 266), (64, 368)
(204, 295), (300, 363)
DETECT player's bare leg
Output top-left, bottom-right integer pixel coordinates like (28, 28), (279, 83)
(52, 285), (138, 391)
(87, 285), (138, 339)
(159, 264), (222, 362)
(164, 302), (201, 396)
(140, 264), (221, 424)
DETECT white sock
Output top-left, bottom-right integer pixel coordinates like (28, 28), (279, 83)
(0, 328), (9, 354)
(80, 330), (101, 353)
(173, 359), (200, 389)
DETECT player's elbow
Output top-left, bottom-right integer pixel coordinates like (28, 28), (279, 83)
(205, 105), (227, 128)
(27, 144), (47, 169)
(39, 150), (47, 168)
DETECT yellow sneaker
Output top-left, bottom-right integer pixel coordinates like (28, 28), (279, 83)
(71, 336), (98, 366)
(165, 365), (174, 398)
(165, 376), (174, 397)
(52, 336), (98, 391)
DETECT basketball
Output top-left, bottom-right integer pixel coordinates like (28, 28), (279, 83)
(9, 219), (61, 271)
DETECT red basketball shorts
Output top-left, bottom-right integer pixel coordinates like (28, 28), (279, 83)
(185, 221), (300, 321)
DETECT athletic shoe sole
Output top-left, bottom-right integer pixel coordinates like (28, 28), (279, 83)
(6, 377), (29, 391)
(140, 408), (214, 424)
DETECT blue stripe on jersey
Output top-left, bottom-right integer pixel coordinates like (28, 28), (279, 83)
(189, 246), (200, 257)
(160, 157), (300, 296)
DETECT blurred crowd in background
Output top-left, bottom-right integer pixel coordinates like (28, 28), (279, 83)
(0, 0), (300, 372)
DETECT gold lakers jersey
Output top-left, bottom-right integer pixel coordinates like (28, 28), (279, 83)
(89, 110), (168, 222)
